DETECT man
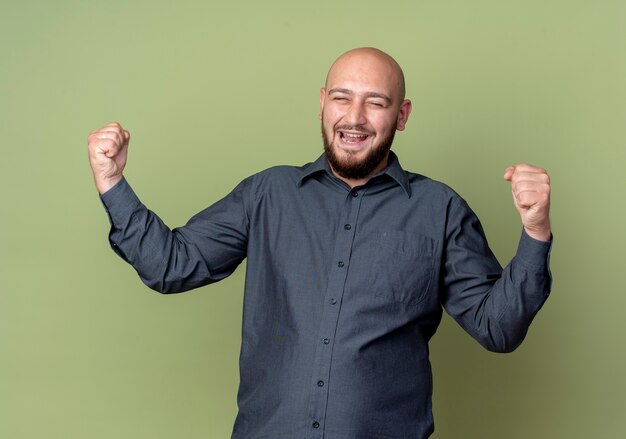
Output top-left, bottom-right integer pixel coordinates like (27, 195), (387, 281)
(88, 48), (552, 439)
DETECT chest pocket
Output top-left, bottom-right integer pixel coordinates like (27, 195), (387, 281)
(370, 230), (436, 306)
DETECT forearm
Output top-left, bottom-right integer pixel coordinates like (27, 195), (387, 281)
(445, 230), (552, 353)
(100, 178), (217, 292)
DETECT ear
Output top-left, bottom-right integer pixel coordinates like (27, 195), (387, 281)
(395, 99), (412, 131)
(318, 88), (326, 120)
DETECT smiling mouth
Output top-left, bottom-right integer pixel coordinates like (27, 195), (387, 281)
(339, 131), (370, 145)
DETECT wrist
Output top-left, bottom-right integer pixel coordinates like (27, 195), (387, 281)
(96, 175), (123, 195)
(524, 226), (551, 242)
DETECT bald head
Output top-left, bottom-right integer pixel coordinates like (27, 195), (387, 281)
(325, 47), (406, 101)
(319, 47), (412, 186)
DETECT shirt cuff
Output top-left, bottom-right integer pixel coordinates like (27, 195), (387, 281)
(515, 228), (553, 271)
(99, 177), (142, 227)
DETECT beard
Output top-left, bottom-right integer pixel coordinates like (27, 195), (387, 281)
(322, 121), (396, 180)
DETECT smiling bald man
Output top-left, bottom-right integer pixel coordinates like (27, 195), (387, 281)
(88, 47), (552, 439)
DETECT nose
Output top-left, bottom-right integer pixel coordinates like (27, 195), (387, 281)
(344, 101), (367, 127)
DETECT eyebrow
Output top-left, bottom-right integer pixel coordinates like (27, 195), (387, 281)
(328, 88), (392, 103)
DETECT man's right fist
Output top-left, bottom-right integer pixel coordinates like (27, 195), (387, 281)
(87, 122), (130, 194)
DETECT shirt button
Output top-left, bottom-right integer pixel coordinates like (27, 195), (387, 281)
(323, 338), (330, 344)
(337, 261), (344, 267)
(330, 298), (337, 305)
(312, 421), (320, 429)
(317, 380), (325, 387)
(344, 224), (352, 230)
(351, 191), (358, 197)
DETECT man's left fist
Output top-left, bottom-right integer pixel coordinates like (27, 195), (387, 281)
(504, 164), (551, 241)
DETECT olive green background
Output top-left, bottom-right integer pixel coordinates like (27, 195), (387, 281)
(1, 0), (624, 438)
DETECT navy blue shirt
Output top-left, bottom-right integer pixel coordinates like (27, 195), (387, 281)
(100, 152), (552, 439)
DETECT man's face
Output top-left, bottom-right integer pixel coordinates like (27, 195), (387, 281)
(319, 51), (411, 182)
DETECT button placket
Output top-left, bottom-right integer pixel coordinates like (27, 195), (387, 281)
(305, 187), (365, 439)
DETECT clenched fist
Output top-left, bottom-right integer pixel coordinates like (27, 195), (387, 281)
(504, 164), (551, 241)
(87, 122), (130, 194)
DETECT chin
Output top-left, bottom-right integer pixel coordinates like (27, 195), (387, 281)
(321, 122), (395, 180)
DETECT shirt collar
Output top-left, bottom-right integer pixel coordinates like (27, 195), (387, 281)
(297, 151), (412, 198)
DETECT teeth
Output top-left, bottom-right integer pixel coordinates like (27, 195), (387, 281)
(340, 131), (368, 144)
